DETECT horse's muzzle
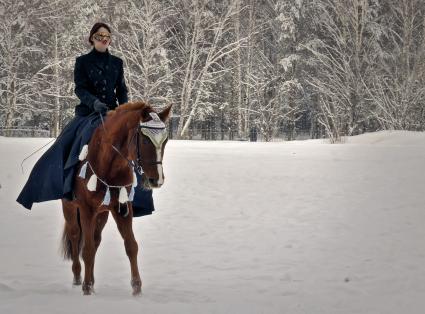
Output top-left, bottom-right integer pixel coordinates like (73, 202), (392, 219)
(148, 178), (163, 188)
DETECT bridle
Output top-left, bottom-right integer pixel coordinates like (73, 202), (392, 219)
(130, 126), (166, 175)
(100, 112), (167, 176)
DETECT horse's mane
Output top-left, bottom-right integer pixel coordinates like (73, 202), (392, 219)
(107, 101), (154, 122)
(113, 101), (152, 113)
(104, 101), (154, 130)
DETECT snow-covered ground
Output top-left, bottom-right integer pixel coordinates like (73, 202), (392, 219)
(0, 130), (424, 314)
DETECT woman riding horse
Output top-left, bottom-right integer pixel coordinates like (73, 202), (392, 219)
(17, 22), (172, 295)
(17, 22), (154, 216)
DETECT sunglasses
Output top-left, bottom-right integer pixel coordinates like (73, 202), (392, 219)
(93, 32), (111, 41)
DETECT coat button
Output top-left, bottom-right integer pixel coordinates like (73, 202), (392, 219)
(102, 95), (106, 99)
(102, 87), (106, 91)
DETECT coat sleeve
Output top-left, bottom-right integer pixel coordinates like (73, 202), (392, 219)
(116, 59), (128, 105)
(74, 57), (98, 110)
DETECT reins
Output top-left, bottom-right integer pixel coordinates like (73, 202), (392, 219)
(98, 113), (142, 174)
(20, 138), (56, 174)
(98, 112), (164, 174)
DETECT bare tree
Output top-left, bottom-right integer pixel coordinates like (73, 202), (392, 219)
(0, 0), (43, 133)
(366, 0), (425, 130)
(113, 0), (174, 107)
(1, 0), (424, 141)
(305, 0), (384, 142)
(169, 0), (246, 138)
(33, 0), (85, 136)
(273, 0), (310, 140)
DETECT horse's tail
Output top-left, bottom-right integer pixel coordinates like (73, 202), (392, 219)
(61, 208), (82, 260)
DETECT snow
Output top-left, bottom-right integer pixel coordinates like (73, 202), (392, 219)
(0, 130), (424, 314)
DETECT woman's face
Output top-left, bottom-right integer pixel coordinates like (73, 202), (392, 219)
(92, 27), (111, 52)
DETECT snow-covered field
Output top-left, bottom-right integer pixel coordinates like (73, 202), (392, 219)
(0, 131), (424, 314)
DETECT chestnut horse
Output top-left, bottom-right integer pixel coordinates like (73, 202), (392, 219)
(61, 102), (171, 295)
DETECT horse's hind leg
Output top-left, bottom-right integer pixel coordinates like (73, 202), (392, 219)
(61, 199), (82, 285)
(111, 206), (142, 296)
(79, 205), (97, 295)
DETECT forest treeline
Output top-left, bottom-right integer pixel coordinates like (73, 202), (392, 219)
(1, 0), (424, 141)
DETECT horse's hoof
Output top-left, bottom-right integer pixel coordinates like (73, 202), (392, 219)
(132, 287), (142, 296)
(82, 283), (94, 295)
(132, 286), (142, 296)
(73, 276), (82, 286)
(131, 279), (142, 296)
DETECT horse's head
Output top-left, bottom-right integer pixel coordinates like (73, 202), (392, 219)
(135, 104), (172, 189)
(105, 102), (172, 189)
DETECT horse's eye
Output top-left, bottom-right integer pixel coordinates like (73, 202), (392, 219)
(143, 138), (150, 145)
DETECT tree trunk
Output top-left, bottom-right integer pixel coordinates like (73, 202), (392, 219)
(51, 29), (61, 137)
(244, 0), (255, 136)
(234, 0), (243, 138)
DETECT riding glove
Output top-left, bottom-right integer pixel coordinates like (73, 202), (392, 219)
(93, 99), (108, 114)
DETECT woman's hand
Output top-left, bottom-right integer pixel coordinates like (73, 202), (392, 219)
(93, 99), (108, 114)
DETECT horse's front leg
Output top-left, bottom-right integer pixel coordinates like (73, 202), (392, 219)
(80, 206), (97, 295)
(88, 211), (109, 283)
(94, 211), (109, 252)
(111, 205), (142, 296)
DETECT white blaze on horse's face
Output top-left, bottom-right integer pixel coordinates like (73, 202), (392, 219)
(140, 112), (168, 187)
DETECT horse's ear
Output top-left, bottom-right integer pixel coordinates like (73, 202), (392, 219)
(158, 104), (172, 122)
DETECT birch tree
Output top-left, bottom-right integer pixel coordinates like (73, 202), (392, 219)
(241, 0), (304, 141)
(305, 0), (384, 141)
(273, 0), (310, 140)
(0, 0), (43, 133)
(169, 0), (246, 138)
(366, 0), (425, 130)
(33, 0), (85, 136)
(1, 0), (424, 140)
(240, 0), (257, 138)
(113, 0), (174, 107)
(231, 0), (244, 137)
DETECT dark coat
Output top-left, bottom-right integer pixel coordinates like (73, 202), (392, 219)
(17, 48), (153, 217)
(74, 48), (128, 116)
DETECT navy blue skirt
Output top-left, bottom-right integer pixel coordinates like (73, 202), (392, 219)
(17, 113), (154, 217)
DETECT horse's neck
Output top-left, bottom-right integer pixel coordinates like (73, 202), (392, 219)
(88, 129), (134, 186)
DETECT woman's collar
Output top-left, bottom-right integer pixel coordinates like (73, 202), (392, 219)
(90, 47), (110, 56)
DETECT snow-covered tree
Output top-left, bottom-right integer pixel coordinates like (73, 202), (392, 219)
(112, 0), (173, 107)
(0, 0), (43, 133)
(366, 0), (425, 130)
(168, 0), (246, 138)
(1, 0), (423, 140)
(305, 0), (384, 142)
(33, 0), (91, 136)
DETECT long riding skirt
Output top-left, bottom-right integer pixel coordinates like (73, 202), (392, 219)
(16, 114), (154, 217)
